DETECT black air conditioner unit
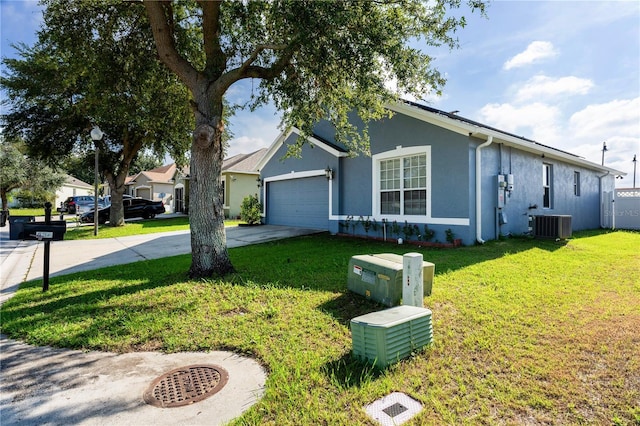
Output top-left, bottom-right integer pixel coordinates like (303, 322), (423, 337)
(533, 215), (572, 239)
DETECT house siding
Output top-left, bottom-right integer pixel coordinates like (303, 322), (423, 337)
(260, 133), (338, 228)
(258, 102), (622, 245)
(478, 144), (609, 240)
(224, 173), (260, 218)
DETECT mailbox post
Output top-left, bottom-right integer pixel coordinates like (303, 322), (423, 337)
(22, 202), (66, 291)
(43, 203), (52, 291)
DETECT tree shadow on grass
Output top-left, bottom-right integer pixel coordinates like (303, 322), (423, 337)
(317, 291), (385, 326)
(1, 258), (192, 350)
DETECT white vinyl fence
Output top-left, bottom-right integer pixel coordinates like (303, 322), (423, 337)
(610, 189), (640, 230)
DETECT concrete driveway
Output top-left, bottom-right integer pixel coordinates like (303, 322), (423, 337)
(1, 223), (322, 297)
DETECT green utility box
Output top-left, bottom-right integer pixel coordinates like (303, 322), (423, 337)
(347, 253), (434, 306)
(351, 305), (433, 368)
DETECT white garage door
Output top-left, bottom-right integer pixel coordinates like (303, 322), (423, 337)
(267, 176), (329, 229)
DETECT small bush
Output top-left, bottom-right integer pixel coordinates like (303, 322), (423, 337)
(240, 194), (262, 225)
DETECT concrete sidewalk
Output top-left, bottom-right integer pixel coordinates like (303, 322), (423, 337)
(24, 224), (321, 282)
(0, 224), (322, 425)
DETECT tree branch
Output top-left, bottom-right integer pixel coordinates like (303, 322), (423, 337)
(216, 42), (298, 93)
(238, 44), (289, 75)
(143, 0), (200, 90)
(198, 0), (226, 78)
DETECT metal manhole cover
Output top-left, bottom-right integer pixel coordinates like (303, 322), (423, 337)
(143, 364), (229, 408)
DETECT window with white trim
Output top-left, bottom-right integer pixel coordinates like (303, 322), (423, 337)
(543, 163), (552, 208)
(379, 153), (427, 215)
(573, 171), (580, 196)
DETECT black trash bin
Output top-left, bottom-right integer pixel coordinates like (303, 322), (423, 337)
(8, 216), (35, 240)
(0, 210), (8, 227)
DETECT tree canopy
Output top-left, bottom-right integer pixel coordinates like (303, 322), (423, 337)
(0, 136), (65, 210)
(1, 0), (194, 225)
(141, 0), (486, 277)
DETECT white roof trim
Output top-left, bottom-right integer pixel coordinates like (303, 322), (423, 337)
(255, 127), (348, 171)
(222, 170), (260, 175)
(389, 102), (626, 175)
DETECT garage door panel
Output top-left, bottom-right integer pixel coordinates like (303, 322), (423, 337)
(267, 177), (328, 229)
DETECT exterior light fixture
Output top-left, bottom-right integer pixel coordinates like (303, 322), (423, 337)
(325, 166), (334, 180)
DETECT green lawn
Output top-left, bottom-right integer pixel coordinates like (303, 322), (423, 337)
(4, 207), (49, 217)
(5, 211), (241, 240)
(61, 216), (242, 240)
(1, 230), (638, 425)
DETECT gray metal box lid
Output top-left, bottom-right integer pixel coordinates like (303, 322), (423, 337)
(351, 305), (432, 328)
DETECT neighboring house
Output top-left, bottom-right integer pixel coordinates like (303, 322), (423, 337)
(256, 101), (625, 245)
(221, 149), (266, 218)
(54, 174), (93, 210)
(121, 149), (266, 217)
(125, 164), (178, 212)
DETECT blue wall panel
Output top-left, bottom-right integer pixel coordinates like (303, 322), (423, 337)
(260, 108), (615, 244)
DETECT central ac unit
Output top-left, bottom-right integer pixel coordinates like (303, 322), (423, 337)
(533, 215), (572, 239)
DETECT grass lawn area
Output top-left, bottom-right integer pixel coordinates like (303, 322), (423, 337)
(1, 230), (638, 424)
(4, 207), (48, 217)
(61, 216), (242, 240)
(5, 210), (241, 240)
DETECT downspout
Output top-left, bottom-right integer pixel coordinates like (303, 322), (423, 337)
(476, 135), (493, 244)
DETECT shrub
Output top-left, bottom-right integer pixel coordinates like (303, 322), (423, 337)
(240, 194), (262, 225)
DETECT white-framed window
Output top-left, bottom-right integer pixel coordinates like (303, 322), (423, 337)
(573, 171), (580, 196)
(373, 146), (430, 218)
(543, 163), (552, 208)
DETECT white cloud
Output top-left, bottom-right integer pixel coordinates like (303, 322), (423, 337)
(567, 97), (640, 172)
(503, 41), (558, 70)
(227, 135), (271, 158)
(515, 75), (594, 102)
(569, 97), (640, 141)
(478, 102), (562, 143)
(478, 98), (639, 180)
(227, 103), (281, 157)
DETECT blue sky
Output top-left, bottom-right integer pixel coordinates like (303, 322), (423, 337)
(2, 1), (638, 187)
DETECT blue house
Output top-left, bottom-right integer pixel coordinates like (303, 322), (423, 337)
(256, 101), (624, 245)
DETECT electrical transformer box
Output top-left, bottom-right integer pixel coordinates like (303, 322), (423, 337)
(347, 253), (434, 307)
(351, 305), (433, 368)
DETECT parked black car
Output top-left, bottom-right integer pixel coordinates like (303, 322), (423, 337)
(101, 194), (133, 206)
(80, 197), (165, 224)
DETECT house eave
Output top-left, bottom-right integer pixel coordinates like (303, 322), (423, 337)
(256, 128), (348, 171)
(390, 101), (626, 176)
(223, 170), (260, 176)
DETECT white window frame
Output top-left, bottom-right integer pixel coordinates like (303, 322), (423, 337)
(372, 146), (432, 221)
(543, 163), (552, 208)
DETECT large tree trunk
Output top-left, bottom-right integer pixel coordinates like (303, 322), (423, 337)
(105, 166), (131, 227)
(107, 183), (126, 226)
(188, 95), (233, 278)
(143, 1), (235, 278)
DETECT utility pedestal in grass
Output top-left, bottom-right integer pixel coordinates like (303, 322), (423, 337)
(351, 305), (433, 368)
(347, 253), (434, 306)
(402, 253), (424, 308)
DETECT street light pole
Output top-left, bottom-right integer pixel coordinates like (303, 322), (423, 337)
(633, 154), (637, 189)
(90, 126), (104, 236)
(601, 141), (607, 166)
